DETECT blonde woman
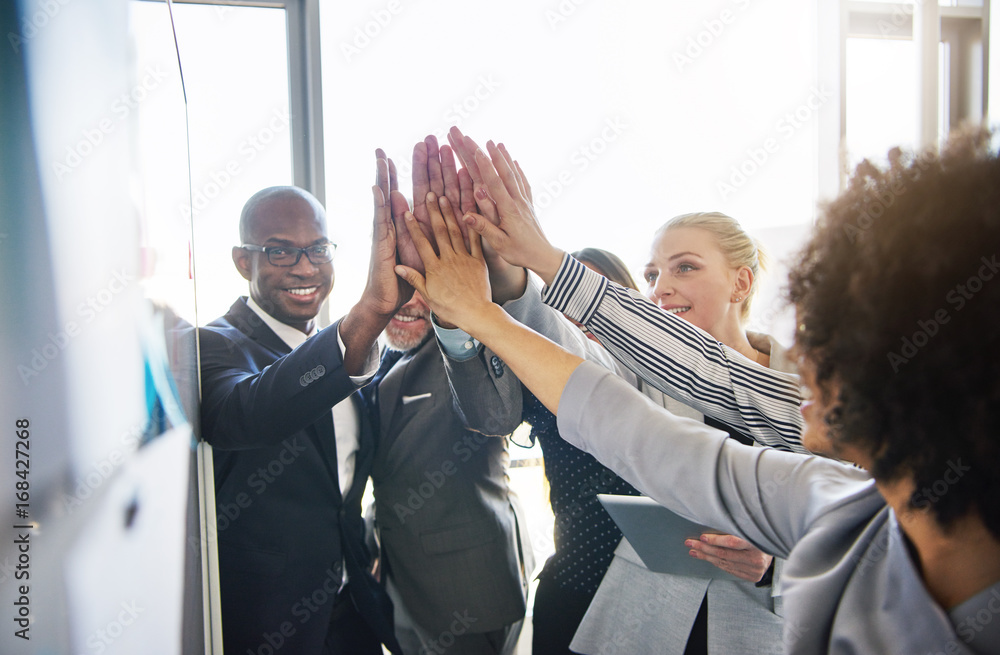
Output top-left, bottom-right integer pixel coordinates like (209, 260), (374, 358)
(570, 213), (798, 655)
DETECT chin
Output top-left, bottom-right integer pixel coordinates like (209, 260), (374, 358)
(279, 306), (321, 325)
(384, 328), (432, 352)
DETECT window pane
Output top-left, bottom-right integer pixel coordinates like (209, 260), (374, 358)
(319, 0), (821, 328)
(130, 1), (292, 326)
(846, 37), (919, 167)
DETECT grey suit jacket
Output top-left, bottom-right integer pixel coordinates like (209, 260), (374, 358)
(369, 336), (534, 635)
(442, 280), (628, 437)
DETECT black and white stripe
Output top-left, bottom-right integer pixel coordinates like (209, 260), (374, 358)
(542, 254), (806, 453)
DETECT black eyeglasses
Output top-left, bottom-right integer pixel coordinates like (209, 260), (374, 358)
(241, 243), (337, 267)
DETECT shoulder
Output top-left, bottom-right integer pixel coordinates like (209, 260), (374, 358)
(748, 331), (797, 375)
(198, 298), (276, 365)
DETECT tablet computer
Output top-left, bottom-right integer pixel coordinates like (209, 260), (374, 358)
(598, 494), (741, 581)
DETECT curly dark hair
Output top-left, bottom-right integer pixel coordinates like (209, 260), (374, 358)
(787, 129), (1000, 538)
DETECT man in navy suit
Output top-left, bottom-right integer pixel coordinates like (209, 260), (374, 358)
(198, 160), (407, 654)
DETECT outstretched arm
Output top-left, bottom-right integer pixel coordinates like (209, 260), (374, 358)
(455, 138), (805, 452)
(546, 255), (806, 452)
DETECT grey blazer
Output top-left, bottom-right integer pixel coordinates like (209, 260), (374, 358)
(570, 334), (794, 655)
(368, 336), (534, 635)
(558, 362), (1000, 655)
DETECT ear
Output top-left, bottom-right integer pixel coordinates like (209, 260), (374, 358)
(233, 246), (252, 281)
(732, 266), (753, 302)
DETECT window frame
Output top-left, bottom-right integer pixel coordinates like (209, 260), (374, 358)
(834, 0), (990, 188)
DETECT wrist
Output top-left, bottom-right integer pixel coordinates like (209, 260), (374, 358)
(356, 285), (404, 323)
(340, 301), (390, 375)
(461, 302), (508, 343)
(433, 313), (459, 330)
(532, 247), (566, 287)
(490, 266), (528, 305)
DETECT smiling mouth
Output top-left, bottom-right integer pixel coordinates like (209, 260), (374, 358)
(664, 306), (691, 315)
(392, 314), (425, 323)
(286, 287), (319, 297)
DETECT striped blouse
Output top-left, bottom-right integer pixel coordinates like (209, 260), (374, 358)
(541, 253), (807, 454)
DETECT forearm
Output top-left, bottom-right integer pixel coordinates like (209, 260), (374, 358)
(556, 361), (875, 558)
(439, 279), (624, 435)
(501, 278), (630, 376)
(489, 263), (528, 305)
(339, 299), (391, 375)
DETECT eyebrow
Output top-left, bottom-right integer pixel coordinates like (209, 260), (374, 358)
(644, 251), (703, 268)
(262, 237), (331, 246)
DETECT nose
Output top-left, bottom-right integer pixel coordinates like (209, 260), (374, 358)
(646, 276), (673, 306)
(288, 251), (319, 276)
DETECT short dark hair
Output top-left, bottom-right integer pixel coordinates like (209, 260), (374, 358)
(787, 129), (1000, 537)
(572, 248), (639, 291)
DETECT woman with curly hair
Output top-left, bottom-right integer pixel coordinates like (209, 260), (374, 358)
(396, 131), (1000, 654)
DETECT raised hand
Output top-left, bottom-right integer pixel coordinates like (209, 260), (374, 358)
(339, 152), (414, 374)
(375, 148), (422, 276)
(456, 137), (564, 286)
(447, 126), (483, 188)
(447, 127), (530, 302)
(394, 191), (493, 333)
(411, 136), (440, 226)
(685, 533), (774, 583)
(364, 153), (413, 317)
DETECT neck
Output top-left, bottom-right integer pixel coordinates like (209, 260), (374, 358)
(880, 479), (1000, 609)
(715, 323), (759, 364)
(292, 319), (314, 334)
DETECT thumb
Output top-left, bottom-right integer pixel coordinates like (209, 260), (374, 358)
(394, 265), (427, 296)
(465, 212), (508, 253)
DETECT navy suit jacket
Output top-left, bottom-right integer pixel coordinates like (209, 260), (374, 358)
(199, 298), (399, 654)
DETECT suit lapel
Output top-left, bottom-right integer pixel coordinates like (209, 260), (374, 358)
(376, 350), (406, 441)
(226, 297), (289, 356)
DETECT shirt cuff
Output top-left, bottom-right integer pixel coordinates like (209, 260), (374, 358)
(337, 323), (379, 385)
(540, 253), (609, 324)
(432, 314), (481, 361)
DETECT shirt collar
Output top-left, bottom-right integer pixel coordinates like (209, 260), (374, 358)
(245, 296), (316, 350)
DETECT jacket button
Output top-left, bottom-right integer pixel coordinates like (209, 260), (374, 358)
(490, 355), (503, 378)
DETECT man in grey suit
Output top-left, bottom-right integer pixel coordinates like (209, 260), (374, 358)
(366, 288), (533, 655)
(361, 135), (545, 655)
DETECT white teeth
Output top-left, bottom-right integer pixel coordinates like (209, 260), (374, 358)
(287, 287), (318, 296)
(665, 307), (690, 314)
(394, 315), (421, 322)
